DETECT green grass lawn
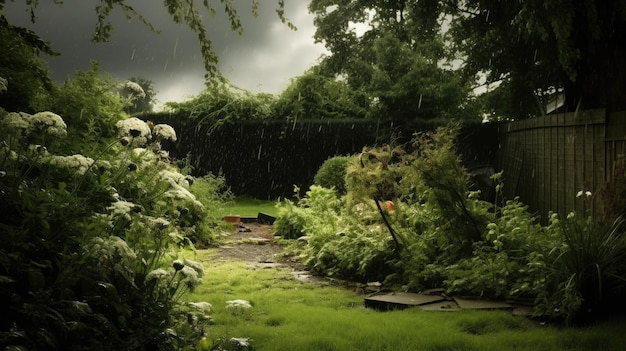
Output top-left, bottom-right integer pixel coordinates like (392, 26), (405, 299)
(187, 250), (626, 351)
(220, 197), (279, 218)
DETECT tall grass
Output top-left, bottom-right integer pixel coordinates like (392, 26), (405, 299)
(187, 250), (626, 351)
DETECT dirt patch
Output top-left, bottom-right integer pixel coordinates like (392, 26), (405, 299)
(214, 223), (286, 263)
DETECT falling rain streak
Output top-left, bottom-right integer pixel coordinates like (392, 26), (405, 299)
(130, 48), (136, 60)
(173, 38), (179, 59)
(257, 145), (262, 160)
(418, 94), (423, 109)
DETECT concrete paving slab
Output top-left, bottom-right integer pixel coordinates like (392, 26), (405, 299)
(365, 292), (446, 311)
(419, 300), (461, 311)
(453, 297), (513, 310)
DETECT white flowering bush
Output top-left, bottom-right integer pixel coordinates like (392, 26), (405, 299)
(0, 100), (223, 349)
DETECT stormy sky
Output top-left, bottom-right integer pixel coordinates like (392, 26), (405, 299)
(4, 1), (328, 109)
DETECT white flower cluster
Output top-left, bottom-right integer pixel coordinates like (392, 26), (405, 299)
(183, 259), (204, 278)
(1, 111), (67, 138)
(180, 265), (202, 290)
(159, 169), (203, 207)
(116, 117), (152, 146)
(122, 81), (146, 99)
(188, 301), (212, 313)
(147, 216), (171, 229)
(153, 124), (177, 141)
(145, 268), (172, 283)
(107, 200), (137, 221)
(2, 112), (30, 130)
(85, 236), (137, 261)
(47, 154), (94, 175)
(229, 338), (251, 348)
(576, 190), (592, 198)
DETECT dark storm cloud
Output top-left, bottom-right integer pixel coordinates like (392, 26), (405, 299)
(4, 0), (327, 108)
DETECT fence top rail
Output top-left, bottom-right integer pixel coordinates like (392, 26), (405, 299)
(502, 109), (606, 133)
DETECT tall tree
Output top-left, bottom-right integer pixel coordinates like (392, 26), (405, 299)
(311, 0), (626, 119)
(447, 0), (626, 116)
(309, 0), (477, 122)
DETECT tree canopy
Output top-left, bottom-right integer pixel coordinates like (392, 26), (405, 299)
(310, 0), (626, 119)
(309, 0), (477, 121)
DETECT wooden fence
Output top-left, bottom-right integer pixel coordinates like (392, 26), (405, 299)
(499, 109), (626, 222)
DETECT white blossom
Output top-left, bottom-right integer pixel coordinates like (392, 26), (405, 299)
(107, 200), (137, 220)
(180, 265), (202, 290)
(30, 111), (67, 138)
(1, 112), (30, 131)
(148, 216), (171, 229)
(122, 81), (146, 99)
(145, 268), (171, 283)
(188, 301), (212, 313)
(48, 154), (94, 175)
(153, 124), (177, 141)
(86, 236), (137, 261)
(229, 338), (251, 348)
(116, 117), (151, 146)
(183, 259), (204, 278)
(159, 169), (189, 187)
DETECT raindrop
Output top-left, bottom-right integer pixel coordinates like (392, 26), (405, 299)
(418, 94), (423, 109)
(485, 10), (490, 22)
(163, 59), (169, 72)
(130, 48), (136, 60)
(173, 38), (179, 58)
(257, 145), (262, 160)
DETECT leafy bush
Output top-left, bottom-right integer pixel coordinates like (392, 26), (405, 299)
(0, 88), (223, 348)
(277, 124), (626, 323)
(536, 214), (626, 323)
(165, 83), (276, 127)
(313, 155), (355, 195)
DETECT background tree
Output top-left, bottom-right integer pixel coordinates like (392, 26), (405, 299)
(0, 14), (56, 113)
(309, 0), (477, 122)
(446, 0), (626, 117)
(311, 0), (626, 120)
(124, 77), (157, 115)
(272, 67), (368, 120)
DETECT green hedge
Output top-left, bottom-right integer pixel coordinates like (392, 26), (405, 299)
(142, 113), (500, 199)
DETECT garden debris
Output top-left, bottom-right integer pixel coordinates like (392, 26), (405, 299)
(257, 212), (276, 225)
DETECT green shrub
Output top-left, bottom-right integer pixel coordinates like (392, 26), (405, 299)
(313, 155), (355, 195)
(536, 214), (626, 323)
(0, 102), (220, 348)
(273, 199), (312, 239)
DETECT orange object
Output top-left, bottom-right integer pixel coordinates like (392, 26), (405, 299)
(223, 215), (241, 223)
(385, 200), (395, 212)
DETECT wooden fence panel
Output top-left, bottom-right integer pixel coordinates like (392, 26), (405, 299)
(499, 109), (608, 222)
